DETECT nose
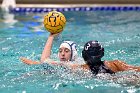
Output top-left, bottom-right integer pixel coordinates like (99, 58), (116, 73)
(61, 51), (65, 56)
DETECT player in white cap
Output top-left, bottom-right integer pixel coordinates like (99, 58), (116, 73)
(20, 33), (78, 65)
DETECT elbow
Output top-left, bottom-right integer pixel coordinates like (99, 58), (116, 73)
(40, 58), (45, 63)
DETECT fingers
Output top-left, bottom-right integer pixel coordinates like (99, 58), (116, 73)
(20, 57), (30, 65)
(20, 57), (26, 61)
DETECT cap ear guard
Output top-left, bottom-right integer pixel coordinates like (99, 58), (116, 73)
(82, 50), (95, 65)
(82, 50), (88, 61)
(69, 42), (78, 61)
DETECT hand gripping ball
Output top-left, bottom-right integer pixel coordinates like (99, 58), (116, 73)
(44, 11), (66, 34)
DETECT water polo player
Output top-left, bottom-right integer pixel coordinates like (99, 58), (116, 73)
(81, 40), (140, 75)
(20, 33), (78, 65)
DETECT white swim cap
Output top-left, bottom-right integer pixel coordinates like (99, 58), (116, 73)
(59, 41), (78, 61)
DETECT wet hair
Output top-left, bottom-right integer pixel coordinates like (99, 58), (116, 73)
(59, 41), (78, 61)
(82, 40), (104, 65)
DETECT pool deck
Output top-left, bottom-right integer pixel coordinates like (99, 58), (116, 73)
(13, 4), (140, 8)
(1, 0), (140, 4)
(0, 0), (140, 8)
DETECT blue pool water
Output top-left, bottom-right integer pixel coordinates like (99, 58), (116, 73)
(0, 11), (140, 93)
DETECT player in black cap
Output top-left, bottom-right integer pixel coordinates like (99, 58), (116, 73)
(81, 40), (140, 75)
(82, 40), (114, 75)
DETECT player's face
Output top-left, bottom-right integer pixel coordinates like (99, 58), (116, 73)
(58, 47), (71, 62)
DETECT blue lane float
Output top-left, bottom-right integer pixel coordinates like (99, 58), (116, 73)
(10, 6), (140, 13)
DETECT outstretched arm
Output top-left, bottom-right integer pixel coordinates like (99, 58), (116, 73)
(20, 57), (40, 65)
(20, 57), (60, 65)
(106, 60), (140, 72)
(20, 33), (59, 65)
(119, 62), (140, 72)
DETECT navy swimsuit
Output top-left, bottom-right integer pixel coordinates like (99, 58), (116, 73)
(89, 61), (114, 75)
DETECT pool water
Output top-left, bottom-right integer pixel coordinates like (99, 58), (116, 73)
(0, 11), (140, 93)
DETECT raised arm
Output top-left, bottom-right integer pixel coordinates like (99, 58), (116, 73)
(20, 33), (59, 65)
(40, 33), (58, 63)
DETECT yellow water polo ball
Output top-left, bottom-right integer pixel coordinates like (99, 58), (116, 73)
(43, 11), (66, 34)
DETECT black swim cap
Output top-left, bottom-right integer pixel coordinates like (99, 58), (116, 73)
(82, 40), (104, 61)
